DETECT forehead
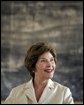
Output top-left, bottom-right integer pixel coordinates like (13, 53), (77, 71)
(39, 52), (54, 59)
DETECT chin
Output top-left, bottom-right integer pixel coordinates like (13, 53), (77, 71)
(46, 75), (54, 79)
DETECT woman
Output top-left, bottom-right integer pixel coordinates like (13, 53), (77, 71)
(4, 42), (74, 104)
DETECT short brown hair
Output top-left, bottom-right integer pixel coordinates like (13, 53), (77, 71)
(24, 42), (57, 78)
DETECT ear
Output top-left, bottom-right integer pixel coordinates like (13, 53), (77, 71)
(32, 68), (36, 72)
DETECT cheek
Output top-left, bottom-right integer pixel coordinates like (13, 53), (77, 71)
(36, 63), (45, 69)
(35, 62), (41, 70)
(51, 63), (56, 69)
(35, 63), (46, 71)
(54, 63), (56, 68)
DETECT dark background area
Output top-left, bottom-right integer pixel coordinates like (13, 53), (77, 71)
(1, 1), (83, 102)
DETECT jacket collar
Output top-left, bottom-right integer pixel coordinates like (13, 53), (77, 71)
(24, 79), (55, 103)
(38, 79), (55, 103)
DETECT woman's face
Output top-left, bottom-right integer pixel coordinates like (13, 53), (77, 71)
(34, 52), (56, 80)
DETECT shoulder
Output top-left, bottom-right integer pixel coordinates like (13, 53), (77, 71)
(48, 80), (74, 104)
(4, 79), (32, 104)
(52, 80), (68, 90)
(53, 80), (74, 101)
(7, 79), (32, 98)
(51, 80), (71, 94)
(12, 82), (27, 91)
(10, 83), (26, 93)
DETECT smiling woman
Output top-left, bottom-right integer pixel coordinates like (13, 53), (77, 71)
(4, 42), (74, 104)
(24, 42), (57, 79)
(35, 52), (56, 80)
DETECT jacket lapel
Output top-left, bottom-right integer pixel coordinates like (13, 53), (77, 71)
(38, 79), (55, 103)
(24, 79), (55, 104)
(24, 79), (37, 103)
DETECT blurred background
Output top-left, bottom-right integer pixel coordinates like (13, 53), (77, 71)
(1, 1), (83, 104)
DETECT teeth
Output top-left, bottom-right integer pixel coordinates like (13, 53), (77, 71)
(44, 69), (53, 72)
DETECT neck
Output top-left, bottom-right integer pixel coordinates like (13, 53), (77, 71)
(32, 76), (50, 102)
(33, 76), (49, 88)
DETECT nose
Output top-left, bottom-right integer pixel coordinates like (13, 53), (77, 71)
(46, 61), (52, 67)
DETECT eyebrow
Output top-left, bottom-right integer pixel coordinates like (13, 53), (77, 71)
(39, 57), (54, 60)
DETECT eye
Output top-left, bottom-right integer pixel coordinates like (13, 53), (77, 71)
(40, 59), (47, 62)
(50, 58), (54, 62)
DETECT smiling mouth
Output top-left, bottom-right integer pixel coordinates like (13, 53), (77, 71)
(44, 69), (54, 73)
